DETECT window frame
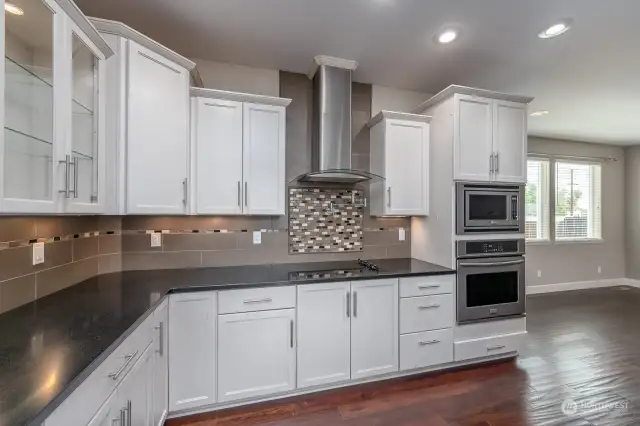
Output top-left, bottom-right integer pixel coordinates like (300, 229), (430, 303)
(525, 157), (551, 243)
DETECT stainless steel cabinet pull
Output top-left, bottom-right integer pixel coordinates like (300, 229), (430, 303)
(346, 291), (351, 318)
(70, 156), (78, 198)
(387, 187), (391, 207)
(418, 285), (440, 290)
(290, 320), (294, 348)
(487, 345), (506, 351)
(419, 339), (440, 346)
(127, 400), (132, 426)
(459, 260), (525, 267)
(243, 298), (272, 304)
(182, 178), (188, 205)
(418, 304), (440, 310)
(108, 350), (138, 380)
(155, 321), (164, 356)
(244, 182), (248, 206)
(117, 408), (126, 426)
(353, 291), (358, 318)
(495, 153), (499, 173)
(59, 155), (71, 198)
(489, 154), (494, 173)
(237, 181), (241, 207)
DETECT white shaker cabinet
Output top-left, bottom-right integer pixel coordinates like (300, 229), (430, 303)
(152, 300), (169, 426)
(217, 309), (296, 402)
(369, 111), (430, 216)
(493, 100), (527, 184)
(350, 279), (399, 380)
(297, 282), (351, 388)
(117, 343), (154, 426)
(454, 95), (494, 182)
(191, 89), (290, 216)
(169, 292), (217, 412)
(86, 392), (121, 426)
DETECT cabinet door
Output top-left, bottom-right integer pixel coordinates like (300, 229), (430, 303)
(169, 292), (217, 412)
(453, 94), (493, 182)
(65, 24), (107, 213)
(86, 391), (121, 426)
(493, 100), (527, 183)
(118, 344), (153, 426)
(297, 282), (351, 388)
(385, 119), (429, 216)
(1, 0), (62, 213)
(127, 41), (189, 214)
(218, 309), (296, 402)
(195, 97), (243, 214)
(152, 301), (169, 426)
(242, 103), (285, 215)
(351, 279), (399, 380)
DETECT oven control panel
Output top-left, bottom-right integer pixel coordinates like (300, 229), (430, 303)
(457, 239), (525, 258)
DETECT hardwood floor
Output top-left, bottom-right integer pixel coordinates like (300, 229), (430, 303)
(167, 285), (640, 426)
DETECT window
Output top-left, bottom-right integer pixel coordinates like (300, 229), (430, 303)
(526, 159), (550, 241)
(555, 161), (602, 240)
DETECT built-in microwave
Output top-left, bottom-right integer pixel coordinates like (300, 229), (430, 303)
(456, 182), (524, 234)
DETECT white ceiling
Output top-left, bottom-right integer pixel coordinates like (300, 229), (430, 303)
(75, 0), (640, 145)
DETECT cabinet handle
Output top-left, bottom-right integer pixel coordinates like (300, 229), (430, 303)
(387, 187), (391, 207)
(418, 285), (440, 290)
(59, 155), (71, 198)
(353, 291), (358, 318)
(489, 154), (494, 173)
(155, 322), (164, 356)
(127, 400), (132, 426)
(418, 304), (441, 310)
(117, 408), (126, 426)
(419, 339), (441, 346)
(237, 181), (241, 207)
(495, 153), (499, 173)
(346, 291), (351, 318)
(290, 319), (294, 348)
(70, 156), (79, 198)
(243, 298), (272, 304)
(487, 345), (506, 351)
(244, 182), (248, 206)
(108, 350), (138, 381)
(182, 178), (188, 205)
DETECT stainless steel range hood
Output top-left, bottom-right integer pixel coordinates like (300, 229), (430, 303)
(293, 56), (382, 184)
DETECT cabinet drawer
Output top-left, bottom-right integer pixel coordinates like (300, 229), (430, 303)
(399, 275), (454, 298)
(45, 314), (154, 426)
(454, 331), (526, 362)
(218, 286), (296, 314)
(400, 329), (453, 371)
(400, 294), (454, 334)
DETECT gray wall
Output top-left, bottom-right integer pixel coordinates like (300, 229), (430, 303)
(526, 137), (625, 287)
(625, 146), (640, 280)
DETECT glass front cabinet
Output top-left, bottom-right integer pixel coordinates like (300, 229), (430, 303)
(0, 0), (112, 213)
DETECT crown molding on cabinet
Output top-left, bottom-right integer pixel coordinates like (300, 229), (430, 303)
(307, 55), (359, 79)
(56, 0), (114, 57)
(368, 110), (432, 128)
(412, 84), (534, 114)
(190, 87), (292, 107)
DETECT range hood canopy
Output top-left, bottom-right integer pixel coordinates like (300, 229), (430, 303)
(291, 56), (383, 185)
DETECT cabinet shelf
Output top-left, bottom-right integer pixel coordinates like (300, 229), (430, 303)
(5, 56), (94, 115)
(4, 127), (94, 160)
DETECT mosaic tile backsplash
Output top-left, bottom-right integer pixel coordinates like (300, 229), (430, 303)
(289, 188), (364, 254)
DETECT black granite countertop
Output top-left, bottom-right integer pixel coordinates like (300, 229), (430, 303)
(0, 258), (453, 426)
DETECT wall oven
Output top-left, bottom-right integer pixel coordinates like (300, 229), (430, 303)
(456, 182), (524, 234)
(456, 239), (525, 324)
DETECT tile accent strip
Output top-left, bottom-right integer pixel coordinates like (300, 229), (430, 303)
(288, 187), (364, 254)
(0, 230), (120, 251)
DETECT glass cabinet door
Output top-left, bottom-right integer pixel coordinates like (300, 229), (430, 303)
(2, 0), (58, 211)
(69, 31), (99, 207)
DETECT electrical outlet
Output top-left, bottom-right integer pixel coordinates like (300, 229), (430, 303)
(537, 270), (542, 278)
(597, 265), (602, 274)
(253, 231), (262, 244)
(398, 228), (405, 241)
(32, 242), (44, 265)
(150, 233), (162, 248)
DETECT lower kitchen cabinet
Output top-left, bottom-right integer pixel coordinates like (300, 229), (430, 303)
(218, 309), (296, 402)
(400, 329), (454, 371)
(119, 344), (154, 426)
(152, 301), (169, 426)
(350, 279), (399, 380)
(86, 392), (121, 426)
(169, 292), (217, 412)
(297, 282), (351, 388)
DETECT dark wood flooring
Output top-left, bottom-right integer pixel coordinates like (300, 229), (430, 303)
(167, 285), (640, 426)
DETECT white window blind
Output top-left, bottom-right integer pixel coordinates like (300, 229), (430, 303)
(526, 159), (550, 241)
(555, 161), (602, 240)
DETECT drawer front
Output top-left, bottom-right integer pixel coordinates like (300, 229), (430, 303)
(454, 331), (527, 362)
(400, 329), (453, 371)
(218, 286), (296, 314)
(400, 275), (454, 298)
(45, 314), (154, 426)
(400, 294), (454, 334)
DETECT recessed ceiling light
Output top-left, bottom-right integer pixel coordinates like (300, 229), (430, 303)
(538, 20), (572, 38)
(4, 2), (24, 15)
(530, 110), (549, 117)
(436, 29), (458, 44)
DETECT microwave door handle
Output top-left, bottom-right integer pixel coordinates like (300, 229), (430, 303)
(459, 260), (525, 267)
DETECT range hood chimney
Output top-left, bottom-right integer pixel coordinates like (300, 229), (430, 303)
(293, 56), (381, 184)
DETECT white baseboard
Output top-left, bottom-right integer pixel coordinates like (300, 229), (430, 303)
(526, 278), (628, 295)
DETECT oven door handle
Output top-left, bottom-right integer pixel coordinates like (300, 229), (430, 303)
(459, 260), (525, 267)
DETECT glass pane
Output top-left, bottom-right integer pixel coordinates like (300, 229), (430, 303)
(71, 33), (98, 204)
(468, 194), (507, 220)
(4, 0), (54, 200)
(466, 271), (519, 307)
(555, 162), (601, 240)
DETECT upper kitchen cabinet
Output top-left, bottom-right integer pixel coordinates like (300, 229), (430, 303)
(0, 0), (113, 214)
(369, 111), (430, 216)
(191, 88), (290, 216)
(413, 85), (532, 184)
(90, 18), (198, 215)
